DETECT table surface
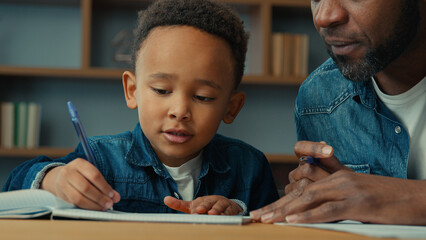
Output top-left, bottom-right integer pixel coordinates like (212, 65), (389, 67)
(0, 219), (398, 240)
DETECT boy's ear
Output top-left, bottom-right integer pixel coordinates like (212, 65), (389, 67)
(223, 91), (246, 124)
(122, 71), (138, 109)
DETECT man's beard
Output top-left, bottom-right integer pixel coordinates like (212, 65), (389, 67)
(329, 0), (420, 82)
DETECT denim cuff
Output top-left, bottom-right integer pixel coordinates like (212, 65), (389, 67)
(231, 199), (247, 216)
(30, 162), (66, 189)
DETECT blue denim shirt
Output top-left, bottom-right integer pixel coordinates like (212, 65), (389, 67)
(3, 123), (279, 213)
(295, 58), (410, 178)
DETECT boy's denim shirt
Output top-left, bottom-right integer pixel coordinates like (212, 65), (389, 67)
(3, 123), (279, 213)
(295, 58), (409, 178)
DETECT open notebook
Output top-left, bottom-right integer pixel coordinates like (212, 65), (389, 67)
(276, 221), (426, 239)
(0, 189), (251, 225)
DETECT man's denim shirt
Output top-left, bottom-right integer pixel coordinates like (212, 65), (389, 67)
(295, 58), (409, 178)
(3, 123), (279, 213)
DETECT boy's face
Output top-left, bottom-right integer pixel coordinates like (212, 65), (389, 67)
(123, 26), (245, 167)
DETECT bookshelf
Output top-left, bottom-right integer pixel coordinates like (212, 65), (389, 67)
(0, 0), (320, 162)
(0, 0), (311, 84)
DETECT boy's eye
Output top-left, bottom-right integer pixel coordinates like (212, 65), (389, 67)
(152, 88), (171, 95)
(194, 95), (215, 102)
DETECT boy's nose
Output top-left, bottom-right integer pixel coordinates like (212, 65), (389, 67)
(313, 0), (348, 29)
(168, 98), (192, 121)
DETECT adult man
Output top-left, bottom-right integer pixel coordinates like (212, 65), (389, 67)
(251, 0), (426, 225)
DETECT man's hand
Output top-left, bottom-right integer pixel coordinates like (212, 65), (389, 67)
(164, 195), (243, 215)
(256, 171), (426, 225)
(285, 141), (352, 194)
(250, 140), (351, 223)
(250, 141), (426, 225)
(41, 158), (121, 211)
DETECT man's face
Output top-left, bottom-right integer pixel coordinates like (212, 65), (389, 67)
(311, 0), (419, 82)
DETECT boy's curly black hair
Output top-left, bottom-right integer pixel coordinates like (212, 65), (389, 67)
(132, 0), (248, 89)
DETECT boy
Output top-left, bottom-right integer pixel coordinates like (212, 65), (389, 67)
(3, 0), (278, 215)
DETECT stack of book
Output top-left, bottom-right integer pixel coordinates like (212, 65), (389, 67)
(0, 102), (42, 149)
(271, 32), (309, 78)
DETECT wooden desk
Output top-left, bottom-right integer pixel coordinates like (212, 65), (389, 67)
(0, 219), (394, 240)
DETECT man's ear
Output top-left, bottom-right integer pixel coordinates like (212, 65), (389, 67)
(122, 71), (138, 109)
(223, 91), (246, 124)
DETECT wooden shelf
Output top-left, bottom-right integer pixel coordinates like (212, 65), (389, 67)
(0, 147), (74, 159)
(0, 147), (298, 164)
(0, 66), (304, 85)
(0, 66), (124, 80)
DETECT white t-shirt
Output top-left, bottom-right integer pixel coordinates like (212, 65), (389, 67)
(372, 76), (426, 179)
(163, 153), (202, 201)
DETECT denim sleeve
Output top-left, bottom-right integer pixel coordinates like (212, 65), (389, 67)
(248, 154), (279, 212)
(2, 147), (85, 192)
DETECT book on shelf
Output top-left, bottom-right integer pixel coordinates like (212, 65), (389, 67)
(0, 189), (251, 225)
(271, 32), (309, 80)
(0, 101), (42, 149)
(15, 102), (28, 148)
(26, 103), (42, 148)
(271, 33), (284, 76)
(1, 102), (15, 148)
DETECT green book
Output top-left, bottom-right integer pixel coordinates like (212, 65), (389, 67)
(14, 102), (28, 148)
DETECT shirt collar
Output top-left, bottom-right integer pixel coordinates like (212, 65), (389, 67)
(351, 78), (377, 109)
(125, 123), (167, 177)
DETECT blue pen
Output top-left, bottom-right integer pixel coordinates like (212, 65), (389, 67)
(67, 101), (97, 168)
(299, 156), (320, 165)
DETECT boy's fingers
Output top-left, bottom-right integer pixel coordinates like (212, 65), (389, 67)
(72, 159), (116, 199)
(221, 202), (242, 215)
(64, 167), (113, 210)
(205, 200), (228, 215)
(163, 196), (191, 213)
(62, 182), (105, 210)
(193, 197), (218, 214)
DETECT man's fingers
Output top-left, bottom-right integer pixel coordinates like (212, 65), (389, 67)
(163, 196), (191, 213)
(285, 201), (348, 224)
(284, 178), (312, 195)
(294, 141), (333, 158)
(291, 163), (330, 182)
(268, 174), (352, 223)
(250, 191), (298, 221)
(294, 141), (352, 173)
(258, 181), (312, 223)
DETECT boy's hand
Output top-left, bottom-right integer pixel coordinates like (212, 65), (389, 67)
(164, 195), (242, 215)
(41, 158), (121, 211)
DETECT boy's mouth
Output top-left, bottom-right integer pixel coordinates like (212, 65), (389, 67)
(163, 129), (193, 144)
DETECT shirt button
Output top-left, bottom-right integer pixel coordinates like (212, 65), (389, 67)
(174, 192), (180, 199)
(395, 126), (401, 134)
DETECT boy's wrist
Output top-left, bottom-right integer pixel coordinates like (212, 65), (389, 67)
(33, 163), (65, 190)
